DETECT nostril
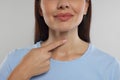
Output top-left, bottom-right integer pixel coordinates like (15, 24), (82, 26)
(57, 1), (70, 9)
(58, 5), (69, 9)
(66, 6), (69, 8)
(59, 6), (63, 9)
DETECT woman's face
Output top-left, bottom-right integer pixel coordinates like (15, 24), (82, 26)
(40, 0), (89, 32)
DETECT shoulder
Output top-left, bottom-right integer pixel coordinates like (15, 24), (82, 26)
(10, 41), (41, 60)
(88, 44), (120, 79)
(9, 41), (41, 58)
(1, 41), (41, 70)
(88, 44), (116, 63)
(9, 41), (40, 57)
(87, 44), (119, 69)
(0, 41), (41, 79)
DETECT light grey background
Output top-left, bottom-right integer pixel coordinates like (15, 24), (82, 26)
(0, 0), (120, 63)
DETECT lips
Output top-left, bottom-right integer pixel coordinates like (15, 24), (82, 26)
(54, 13), (73, 21)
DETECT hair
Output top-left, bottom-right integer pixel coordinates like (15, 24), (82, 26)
(34, 0), (92, 44)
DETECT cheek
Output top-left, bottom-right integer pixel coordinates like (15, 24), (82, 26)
(70, 2), (85, 26)
(41, 1), (56, 17)
(70, 0), (85, 14)
(75, 6), (85, 15)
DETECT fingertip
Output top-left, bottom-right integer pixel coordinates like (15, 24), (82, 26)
(62, 39), (67, 43)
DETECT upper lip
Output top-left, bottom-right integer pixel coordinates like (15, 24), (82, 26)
(54, 13), (73, 17)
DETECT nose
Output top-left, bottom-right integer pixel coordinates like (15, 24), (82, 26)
(57, 0), (70, 10)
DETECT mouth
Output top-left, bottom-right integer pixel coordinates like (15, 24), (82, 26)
(54, 13), (73, 22)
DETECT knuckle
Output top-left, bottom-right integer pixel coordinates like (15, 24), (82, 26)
(44, 67), (49, 72)
(44, 53), (51, 59)
(42, 54), (50, 60)
(43, 64), (50, 72)
(39, 47), (46, 52)
(46, 65), (50, 70)
(46, 60), (50, 65)
(47, 53), (52, 58)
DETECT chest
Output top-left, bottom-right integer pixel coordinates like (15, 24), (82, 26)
(31, 60), (103, 80)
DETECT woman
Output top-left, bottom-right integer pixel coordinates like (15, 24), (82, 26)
(0, 0), (120, 80)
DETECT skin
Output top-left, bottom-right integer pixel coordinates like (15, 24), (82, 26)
(8, 0), (89, 79)
(40, 0), (89, 61)
(8, 40), (67, 80)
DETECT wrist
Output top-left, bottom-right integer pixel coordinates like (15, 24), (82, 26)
(8, 64), (31, 80)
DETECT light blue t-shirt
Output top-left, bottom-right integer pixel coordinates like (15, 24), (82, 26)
(0, 41), (120, 80)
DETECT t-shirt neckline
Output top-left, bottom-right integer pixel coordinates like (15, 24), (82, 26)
(37, 41), (92, 63)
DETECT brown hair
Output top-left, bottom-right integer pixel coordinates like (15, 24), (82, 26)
(34, 0), (92, 44)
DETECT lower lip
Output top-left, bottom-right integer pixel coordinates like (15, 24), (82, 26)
(54, 16), (73, 21)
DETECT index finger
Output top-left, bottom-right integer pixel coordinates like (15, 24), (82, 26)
(45, 40), (67, 51)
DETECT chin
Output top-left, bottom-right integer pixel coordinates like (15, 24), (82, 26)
(53, 26), (76, 32)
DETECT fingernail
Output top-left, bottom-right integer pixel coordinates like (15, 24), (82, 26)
(62, 40), (67, 43)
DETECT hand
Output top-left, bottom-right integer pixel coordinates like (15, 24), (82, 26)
(8, 40), (67, 80)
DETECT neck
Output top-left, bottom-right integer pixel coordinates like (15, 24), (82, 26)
(49, 28), (79, 43)
(41, 28), (89, 61)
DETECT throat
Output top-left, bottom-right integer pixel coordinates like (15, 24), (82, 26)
(51, 42), (89, 61)
(51, 52), (84, 61)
